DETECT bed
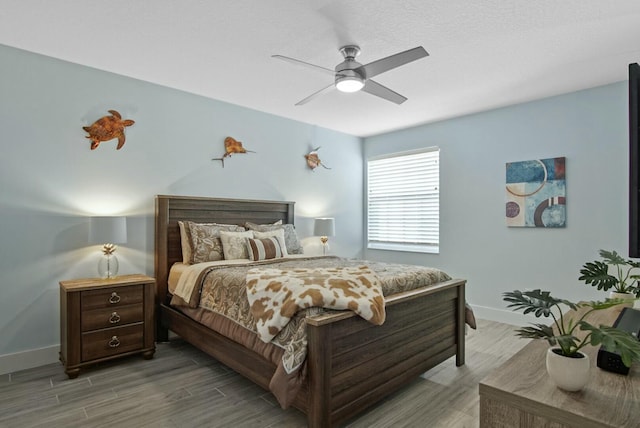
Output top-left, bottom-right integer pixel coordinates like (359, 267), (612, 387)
(155, 195), (468, 428)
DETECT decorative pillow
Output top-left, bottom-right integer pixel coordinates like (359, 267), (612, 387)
(219, 230), (254, 260)
(178, 221), (193, 264)
(252, 229), (289, 257)
(465, 303), (477, 330)
(187, 222), (245, 264)
(246, 237), (284, 261)
(245, 223), (304, 254)
(244, 220), (282, 228)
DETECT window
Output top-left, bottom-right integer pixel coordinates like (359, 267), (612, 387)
(367, 148), (439, 253)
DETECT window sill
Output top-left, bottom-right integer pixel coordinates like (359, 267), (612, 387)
(367, 242), (439, 254)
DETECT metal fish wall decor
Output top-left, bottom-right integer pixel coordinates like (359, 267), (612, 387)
(212, 136), (255, 167)
(305, 147), (330, 170)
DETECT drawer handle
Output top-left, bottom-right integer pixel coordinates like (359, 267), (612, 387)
(109, 292), (121, 304)
(109, 312), (121, 324)
(108, 336), (120, 348)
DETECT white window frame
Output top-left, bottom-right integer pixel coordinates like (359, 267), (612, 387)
(366, 147), (440, 254)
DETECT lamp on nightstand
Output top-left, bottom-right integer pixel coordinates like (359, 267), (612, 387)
(89, 216), (127, 279)
(314, 217), (335, 255)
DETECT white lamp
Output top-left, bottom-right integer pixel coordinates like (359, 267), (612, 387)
(314, 218), (335, 255)
(89, 216), (127, 279)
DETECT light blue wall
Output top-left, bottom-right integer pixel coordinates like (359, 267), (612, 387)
(364, 82), (628, 323)
(0, 44), (363, 363)
(0, 41), (630, 367)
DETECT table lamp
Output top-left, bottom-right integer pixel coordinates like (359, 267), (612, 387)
(89, 216), (127, 279)
(314, 217), (335, 255)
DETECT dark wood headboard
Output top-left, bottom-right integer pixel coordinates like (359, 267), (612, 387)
(154, 195), (295, 306)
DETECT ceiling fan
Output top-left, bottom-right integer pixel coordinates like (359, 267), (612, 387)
(272, 45), (429, 106)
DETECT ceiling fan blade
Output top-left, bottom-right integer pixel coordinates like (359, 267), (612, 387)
(360, 46), (429, 79)
(362, 79), (407, 104)
(295, 83), (335, 106)
(271, 55), (335, 75)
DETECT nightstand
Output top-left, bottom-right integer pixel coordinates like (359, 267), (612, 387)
(59, 274), (156, 378)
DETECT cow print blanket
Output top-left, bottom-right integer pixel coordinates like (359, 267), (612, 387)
(246, 265), (385, 343)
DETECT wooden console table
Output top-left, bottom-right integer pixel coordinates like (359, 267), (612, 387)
(479, 306), (639, 427)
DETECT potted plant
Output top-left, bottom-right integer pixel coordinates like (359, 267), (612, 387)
(503, 289), (640, 391)
(579, 249), (640, 307)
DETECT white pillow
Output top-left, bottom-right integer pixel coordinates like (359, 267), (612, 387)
(219, 230), (254, 260)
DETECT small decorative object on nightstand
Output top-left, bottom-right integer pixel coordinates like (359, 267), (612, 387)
(89, 216), (127, 279)
(314, 217), (335, 255)
(59, 274), (155, 379)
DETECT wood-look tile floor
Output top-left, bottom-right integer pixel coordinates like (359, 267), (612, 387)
(0, 319), (525, 428)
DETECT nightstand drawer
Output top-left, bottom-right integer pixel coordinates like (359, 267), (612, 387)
(81, 284), (143, 311)
(81, 323), (144, 361)
(81, 304), (144, 331)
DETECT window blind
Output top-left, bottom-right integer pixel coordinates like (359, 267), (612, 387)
(367, 148), (439, 253)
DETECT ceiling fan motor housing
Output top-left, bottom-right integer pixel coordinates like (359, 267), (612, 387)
(335, 45), (365, 91)
(339, 45), (360, 60)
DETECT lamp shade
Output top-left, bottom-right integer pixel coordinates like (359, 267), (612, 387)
(89, 216), (127, 244)
(314, 218), (335, 237)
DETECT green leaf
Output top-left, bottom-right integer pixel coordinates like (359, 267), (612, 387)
(599, 249), (626, 265)
(514, 324), (557, 346)
(579, 260), (617, 291)
(555, 334), (581, 356)
(579, 322), (640, 367)
(503, 289), (571, 318)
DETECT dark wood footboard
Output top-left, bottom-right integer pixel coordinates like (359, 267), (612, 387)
(305, 279), (465, 427)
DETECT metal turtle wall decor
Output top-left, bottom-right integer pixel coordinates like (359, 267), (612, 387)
(212, 136), (255, 167)
(83, 110), (135, 150)
(304, 147), (331, 171)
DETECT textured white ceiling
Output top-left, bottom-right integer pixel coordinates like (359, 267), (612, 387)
(1, 0), (640, 136)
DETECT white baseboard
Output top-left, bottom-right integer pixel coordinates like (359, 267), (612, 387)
(0, 345), (60, 375)
(471, 304), (529, 327)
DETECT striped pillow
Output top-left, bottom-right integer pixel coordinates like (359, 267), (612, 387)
(246, 237), (284, 261)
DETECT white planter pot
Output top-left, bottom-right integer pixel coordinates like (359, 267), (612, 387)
(609, 291), (635, 309)
(545, 348), (590, 392)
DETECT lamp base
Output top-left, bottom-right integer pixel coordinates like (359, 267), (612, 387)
(98, 254), (119, 279)
(320, 236), (330, 255)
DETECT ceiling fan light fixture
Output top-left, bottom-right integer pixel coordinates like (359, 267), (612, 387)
(335, 75), (364, 93)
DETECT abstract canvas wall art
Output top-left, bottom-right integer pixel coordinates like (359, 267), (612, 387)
(506, 157), (566, 227)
